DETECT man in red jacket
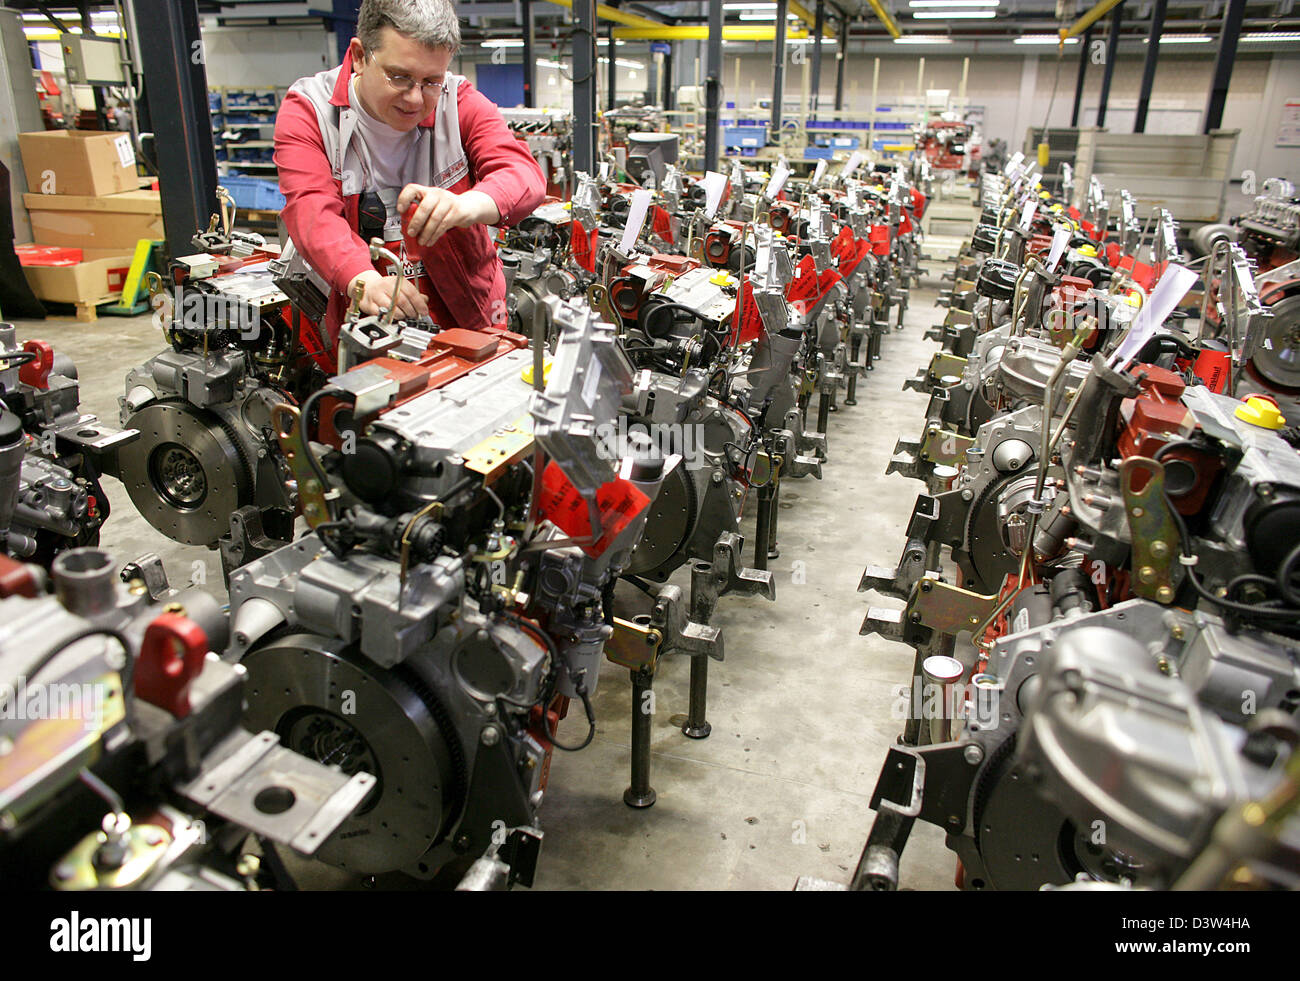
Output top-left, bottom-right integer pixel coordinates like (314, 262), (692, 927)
(274, 0), (546, 347)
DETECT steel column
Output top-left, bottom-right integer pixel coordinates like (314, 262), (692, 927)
(522, 0), (535, 108)
(662, 44), (674, 110)
(703, 0), (722, 172)
(130, 0), (217, 262)
(1204, 0), (1246, 132)
(607, 22), (617, 110)
(1134, 0), (1166, 132)
(1095, 4), (1122, 129)
(1070, 25), (1092, 127)
(573, 0), (598, 174)
(810, 0), (825, 114)
(771, 0), (788, 138)
(834, 15), (848, 111)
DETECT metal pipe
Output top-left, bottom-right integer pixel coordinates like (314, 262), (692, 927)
(1063, 0), (1125, 39)
(614, 25), (811, 40)
(542, 0), (663, 29)
(623, 668), (657, 807)
(864, 0), (902, 39)
(1070, 26), (1092, 127)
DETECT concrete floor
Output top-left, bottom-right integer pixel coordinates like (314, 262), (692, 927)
(11, 277), (956, 891)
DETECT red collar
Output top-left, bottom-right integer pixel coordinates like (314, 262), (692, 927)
(331, 44), (438, 128)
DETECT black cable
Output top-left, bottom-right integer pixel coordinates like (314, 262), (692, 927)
(1278, 540), (1300, 608)
(9, 627), (133, 702)
(0, 351), (38, 368)
(299, 387), (352, 522)
(1165, 496), (1300, 620)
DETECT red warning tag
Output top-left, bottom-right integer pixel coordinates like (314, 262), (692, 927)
(651, 206), (674, 245)
(537, 462), (650, 558)
(571, 218), (599, 273)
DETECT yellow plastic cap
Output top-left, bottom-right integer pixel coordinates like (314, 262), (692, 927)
(709, 272), (736, 287)
(1077, 243), (1098, 258)
(521, 361), (552, 385)
(1235, 395), (1286, 430)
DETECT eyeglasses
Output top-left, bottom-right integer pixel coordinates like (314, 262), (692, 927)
(366, 53), (443, 96)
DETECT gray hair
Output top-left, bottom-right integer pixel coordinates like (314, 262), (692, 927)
(357, 0), (461, 55)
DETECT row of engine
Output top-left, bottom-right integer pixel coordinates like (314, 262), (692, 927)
(0, 152), (932, 889)
(841, 160), (1300, 891)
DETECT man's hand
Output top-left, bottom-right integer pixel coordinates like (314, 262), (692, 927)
(398, 185), (501, 248)
(347, 269), (430, 319)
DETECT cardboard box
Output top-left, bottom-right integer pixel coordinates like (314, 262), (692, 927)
(20, 247), (134, 305)
(23, 189), (163, 251)
(17, 130), (139, 197)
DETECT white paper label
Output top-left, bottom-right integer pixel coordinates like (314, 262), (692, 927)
(1019, 201), (1037, 231)
(764, 163), (791, 200)
(1047, 227), (1070, 271)
(619, 189), (654, 253)
(700, 171), (728, 219)
(813, 159), (827, 185)
(842, 151), (865, 178)
(599, 161), (612, 180)
(1004, 150), (1025, 176)
(1106, 262), (1198, 373)
(115, 134), (136, 169)
(1012, 607), (1030, 635)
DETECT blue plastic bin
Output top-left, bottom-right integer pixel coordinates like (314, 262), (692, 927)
(219, 175), (285, 211)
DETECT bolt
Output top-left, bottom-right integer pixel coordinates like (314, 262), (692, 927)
(1156, 585), (1175, 604)
(1150, 540), (1169, 558)
(1170, 623), (1186, 641)
(481, 726), (500, 747)
(54, 863), (77, 882)
(1138, 565), (1156, 584)
(964, 744), (984, 765)
(961, 488), (973, 501)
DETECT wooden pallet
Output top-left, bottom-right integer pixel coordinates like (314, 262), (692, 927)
(42, 292), (121, 323)
(239, 208), (281, 228)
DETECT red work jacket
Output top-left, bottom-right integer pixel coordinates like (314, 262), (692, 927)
(274, 48), (545, 344)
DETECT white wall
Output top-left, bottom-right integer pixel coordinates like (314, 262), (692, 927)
(708, 48), (1300, 183)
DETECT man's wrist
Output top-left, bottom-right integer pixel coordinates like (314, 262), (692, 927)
(462, 189), (501, 225)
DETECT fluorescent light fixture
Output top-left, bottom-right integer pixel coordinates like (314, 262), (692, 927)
(909, 0), (998, 5)
(1242, 31), (1300, 41)
(598, 58), (646, 69)
(538, 59), (566, 69)
(1144, 34), (1212, 43)
(912, 9), (996, 17)
(738, 12), (799, 18)
(1014, 35), (1078, 44)
(480, 39), (525, 47)
(894, 35), (954, 43)
(725, 1), (776, 7)
(787, 37), (836, 44)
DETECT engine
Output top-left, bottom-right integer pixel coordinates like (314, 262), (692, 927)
(0, 324), (135, 566)
(0, 547), (371, 890)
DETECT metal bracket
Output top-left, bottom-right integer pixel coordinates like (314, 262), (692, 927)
(1120, 457), (1184, 604)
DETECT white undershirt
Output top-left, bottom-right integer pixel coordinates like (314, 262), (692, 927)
(350, 76), (418, 194)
